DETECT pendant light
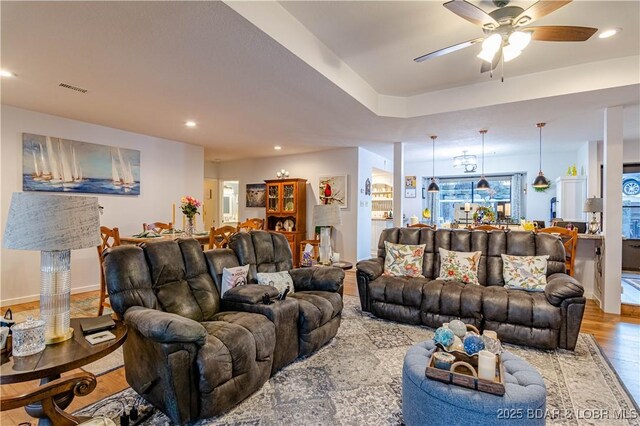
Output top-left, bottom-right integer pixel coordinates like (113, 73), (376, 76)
(532, 122), (550, 188)
(476, 129), (490, 191)
(427, 135), (440, 193)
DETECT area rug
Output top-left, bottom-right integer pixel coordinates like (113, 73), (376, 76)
(75, 296), (639, 425)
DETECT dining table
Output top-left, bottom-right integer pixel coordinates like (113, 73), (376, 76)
(120, 232), (210, 246)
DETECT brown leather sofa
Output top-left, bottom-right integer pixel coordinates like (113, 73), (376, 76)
(104, 232), (344, 424)
(357, 228), (585, 350)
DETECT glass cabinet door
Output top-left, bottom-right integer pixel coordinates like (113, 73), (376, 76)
(267, 183), (280, 213)
(282, 183), (296, 213)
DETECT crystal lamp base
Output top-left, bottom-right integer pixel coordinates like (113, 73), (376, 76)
(40, 250), (74, 344)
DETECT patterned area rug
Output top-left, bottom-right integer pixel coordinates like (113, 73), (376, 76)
(76, 296), (639, 425)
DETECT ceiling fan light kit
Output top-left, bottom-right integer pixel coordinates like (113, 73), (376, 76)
(415, 0), (598, 77)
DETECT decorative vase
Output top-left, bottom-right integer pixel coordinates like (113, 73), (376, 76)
(186, 216), (195, 237)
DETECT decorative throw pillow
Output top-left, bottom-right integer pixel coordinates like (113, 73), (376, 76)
(257, 271), (295, 294)
(221, 264), (250, 297)
(502, 254), (549, 292)
(383, 241), (426, 278)
(438, 248), (482, 285)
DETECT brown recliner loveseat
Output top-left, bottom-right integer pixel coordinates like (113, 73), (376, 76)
(104, 232), (344, 424)
(356, 228), (585, 350)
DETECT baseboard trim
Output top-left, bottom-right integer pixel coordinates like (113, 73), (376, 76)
(1, 284), (100, 307)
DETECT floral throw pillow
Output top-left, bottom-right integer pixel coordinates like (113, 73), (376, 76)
(438, 248), (482, 285)
(502, 254), (549, 292)
(257, 271), (294, 295)
(383, 241), (426, 278)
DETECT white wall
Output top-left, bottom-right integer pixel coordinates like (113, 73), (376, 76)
(623, 139), (640, 163)
(357, 147), (393, 260)
(212, 148), (359, 261)
(403, 150), (578, 223)
(1, 106), (204, 304)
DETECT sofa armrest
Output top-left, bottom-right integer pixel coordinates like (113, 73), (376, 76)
(289, 267), (345, 293)
(356, 258), (384, 281)
(545, 273), (585, 306)
(124, 306), (207, 346)
(222, 284), (280, 304)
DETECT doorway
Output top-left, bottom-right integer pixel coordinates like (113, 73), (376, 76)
(222, 180), (239, 225)
(622, 163), (640, 306)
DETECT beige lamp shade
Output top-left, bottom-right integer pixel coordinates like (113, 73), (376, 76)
(3, 192), (101, 251)
(313, 204), (342, 227)
(583, 197), (603, 213)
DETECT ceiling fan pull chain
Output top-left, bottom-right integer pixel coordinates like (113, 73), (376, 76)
(501, 50), (505, 83)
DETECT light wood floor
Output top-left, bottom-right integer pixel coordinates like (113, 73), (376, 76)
(2, 270), (639, 425)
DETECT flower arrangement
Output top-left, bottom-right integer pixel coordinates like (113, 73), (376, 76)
(472, 206), (496, 224)
(180, 196), (201, 219)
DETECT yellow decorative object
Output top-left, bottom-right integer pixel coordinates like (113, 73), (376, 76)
(422, 208), (431, 219)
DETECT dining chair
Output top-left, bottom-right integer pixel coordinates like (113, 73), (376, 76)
(408, 223), (436, 229)
(237, 218), (264, 233)
(142, 222), (173, 233)
(97, 226), (121, 316)
(208, 225), (237, 249)
(537, 226), (579, 277)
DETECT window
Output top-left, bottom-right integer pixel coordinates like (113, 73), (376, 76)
(622, 170), (640, 239)
(423, 173), (525, 225)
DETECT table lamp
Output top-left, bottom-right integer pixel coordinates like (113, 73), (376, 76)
(3, 193), (100, 344)
(583, 196), (603, 234)
(313, 204), (341, 265)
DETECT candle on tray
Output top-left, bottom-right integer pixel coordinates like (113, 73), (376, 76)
(478, 350), (497, 381)
(464, 202), (471, 212)
(172, 203), (176, 226)
(483, 330), (498, 340)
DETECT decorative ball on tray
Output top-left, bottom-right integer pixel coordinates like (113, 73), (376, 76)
(463, 334), (485, 355)
(448, 319), (467, 338)
(450, 335), (464, 352)
(434, 327), (454, 348)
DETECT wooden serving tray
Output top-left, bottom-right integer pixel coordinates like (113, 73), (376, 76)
(425, 348), (506, 396)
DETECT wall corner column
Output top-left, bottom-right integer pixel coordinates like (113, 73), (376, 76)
(393, 142), (404, 228)
(602, 106), (623, 314)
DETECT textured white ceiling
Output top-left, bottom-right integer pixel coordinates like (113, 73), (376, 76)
(0, 1), (638, 162)
(280, 0), (640, 96)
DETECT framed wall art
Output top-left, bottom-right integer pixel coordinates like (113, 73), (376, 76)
(319, 174), (348, 209)
(22, 133), (140, 195)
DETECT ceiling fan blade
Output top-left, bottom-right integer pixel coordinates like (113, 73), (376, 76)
(444, 0), (498, 29)
(414, 38), (483, 62)
(513, 0), (572, 27)
(528, 26), (598, 42)
(480, 46), (502, 73)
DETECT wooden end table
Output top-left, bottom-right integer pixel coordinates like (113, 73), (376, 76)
(0, 318), (127, 426)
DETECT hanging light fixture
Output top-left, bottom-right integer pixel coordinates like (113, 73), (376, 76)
(532, 122), (550, 188)
(476, 129), (490, 191)
(427, 135), (440, 193)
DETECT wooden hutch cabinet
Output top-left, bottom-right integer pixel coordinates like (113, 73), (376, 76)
(265, 178), (307, 266)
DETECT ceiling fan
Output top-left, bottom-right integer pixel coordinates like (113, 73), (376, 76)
(414, 0), (598, 74)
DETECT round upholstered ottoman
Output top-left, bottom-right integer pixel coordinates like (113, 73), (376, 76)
(402, 340), (546, 426)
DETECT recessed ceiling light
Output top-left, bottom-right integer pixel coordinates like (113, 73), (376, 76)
(185, 121), (197, 127)
(0, 70), (15, 78)
(274, 146), (282, 150)
(599, 28), (621, 39)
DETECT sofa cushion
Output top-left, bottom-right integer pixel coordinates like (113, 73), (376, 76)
(437, 248), (481, 285)
(290, 291), (343, 333)
(502, 254), (549, 291)
(421, 280), (483, 327)
(221, 265), (250, 297)
(482, 286), (562, 329)
(369, 275), (426, 307)
(383, 241), (426, 277)
(208, 311), (275, 363)
(143, 239), (220, 322)
(257, 271), (294, 294)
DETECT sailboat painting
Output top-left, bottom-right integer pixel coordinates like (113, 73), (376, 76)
(22, 133), (140, 195)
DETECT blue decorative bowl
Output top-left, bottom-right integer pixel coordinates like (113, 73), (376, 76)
(463, 334), (485, 355)
(434, 327), (455, 348)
